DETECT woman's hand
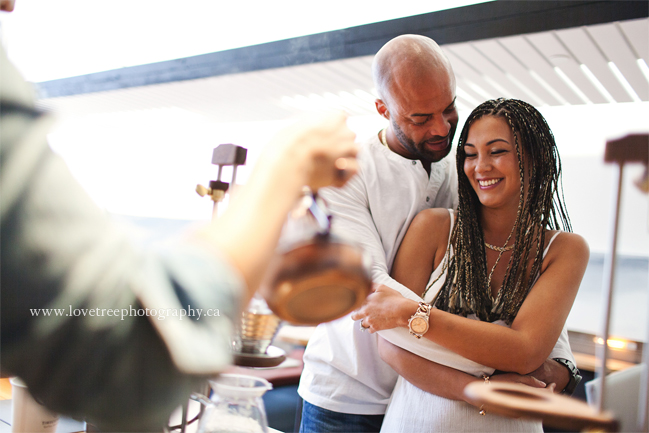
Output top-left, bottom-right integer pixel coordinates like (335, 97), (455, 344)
(350, 284), (419, 333)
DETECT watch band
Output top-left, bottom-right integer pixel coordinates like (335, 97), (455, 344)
(553, 358), (582, 395)
(408, 302), (431, 339)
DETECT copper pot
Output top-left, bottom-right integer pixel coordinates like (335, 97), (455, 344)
(259, 194), (372, 325)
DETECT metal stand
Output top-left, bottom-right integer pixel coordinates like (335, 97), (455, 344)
(596, 134), (649, 431)
(169, 144), (250, 433)
(196, 143), (248, 219)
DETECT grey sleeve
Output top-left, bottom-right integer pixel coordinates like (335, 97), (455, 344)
(0, 55), (244, 431)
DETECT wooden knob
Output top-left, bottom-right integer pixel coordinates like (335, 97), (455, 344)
(196, 184), (210, 197)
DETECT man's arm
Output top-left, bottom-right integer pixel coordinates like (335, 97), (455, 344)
(319, 167), (434, 304)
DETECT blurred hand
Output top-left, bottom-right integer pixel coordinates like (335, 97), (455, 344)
(0, 0), (15, 12)
(350, 284), (418, 332)
(268, 111), (359, 191)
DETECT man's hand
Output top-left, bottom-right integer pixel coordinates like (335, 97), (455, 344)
(350, 284), (418, 332)
(526, 358), (570, 393)
(491, 373), (547, 389)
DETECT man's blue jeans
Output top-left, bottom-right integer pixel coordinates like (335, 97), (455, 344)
(299, 400), (384, 433)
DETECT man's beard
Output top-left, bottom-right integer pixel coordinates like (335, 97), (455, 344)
(392, 119), (455, 163)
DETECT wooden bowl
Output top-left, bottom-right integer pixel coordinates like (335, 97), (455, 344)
(259, 236), (372, 325)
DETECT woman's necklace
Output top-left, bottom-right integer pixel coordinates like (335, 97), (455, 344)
(485, 227), (517, 299)
(484, 242), (514, 252)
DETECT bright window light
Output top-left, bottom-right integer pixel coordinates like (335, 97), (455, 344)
(529, 70), (569, 105)
(483, 76), (513, 99)
(594, 336), (637, 350)
(455, 86), (481, 106)
(608, 61), (641, 102)
(353, 89), (378, 104)
(636, 58), (649, 84)
(505, 72), (547, 107)
(553, 66), (592, 105)
(465, 79), (493, 101)
(580, 64), (616, 103)
(339, 91), (374, 114)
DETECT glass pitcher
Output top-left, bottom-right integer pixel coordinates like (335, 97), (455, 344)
(197, 374), (273, 433)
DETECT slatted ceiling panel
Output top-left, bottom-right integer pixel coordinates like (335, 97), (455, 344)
(447, 43), (523, 99)
(337, 92), (375, 114)
(500, 35), (577, 105)
(455, 79), (490, 106)
(357, 55), (374, 71)
(496, 39), (564, 106)
(556, 27), (632, 103)
(254, 69), (300, 100)
(276, 60), (375, 115)
(234, 72), (289, 106)
(217, 74), (276, 106)
(302, 61), (357, 94)
(343, 94), (374, 115)
(322, 60), (372, 92)
(281, 64), (335, 96)
(207, 74), (251, 101)
(473, 39), (556, 106)
(342, 56), (374, 85)
(443, 47), (499, 103)
(161, 83), (201, 108)
(443, 47), (507, 100)
(452, 99), (473, 113)
(620, 18), (649, 62)
(441, 51), (488, 102)
(140, 80), (193, 108)
(588, 23), (649, 100)
(251, 68), (302, 98)
(304, 63), (356, 94)
(454, 83), (483, 105)
(526, 31), (606, 104)
(286, 64), (333, 95)
(454, 93), (479, 112)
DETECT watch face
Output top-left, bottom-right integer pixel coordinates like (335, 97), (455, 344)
(410, 316), (428, 334)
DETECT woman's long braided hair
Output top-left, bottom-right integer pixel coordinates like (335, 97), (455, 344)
(431, 98), (572, 324)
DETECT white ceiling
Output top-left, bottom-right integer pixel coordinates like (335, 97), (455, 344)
(36, 18), (648, 121)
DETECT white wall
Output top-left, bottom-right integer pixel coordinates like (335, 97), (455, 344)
(48, 101), (648, 257)
(539, 102), (649, 257)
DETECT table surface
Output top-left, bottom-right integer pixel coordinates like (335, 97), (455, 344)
(0, 400), (283, 433)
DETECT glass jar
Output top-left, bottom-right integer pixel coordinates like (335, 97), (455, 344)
(197, 374), (272, 433)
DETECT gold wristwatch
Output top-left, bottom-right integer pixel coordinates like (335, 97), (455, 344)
(408, 302), (431, 339)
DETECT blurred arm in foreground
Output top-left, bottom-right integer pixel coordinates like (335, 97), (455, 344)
(0, 40), (357, 431)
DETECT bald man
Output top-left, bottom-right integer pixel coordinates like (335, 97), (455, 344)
(297, 35), (577, 433)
